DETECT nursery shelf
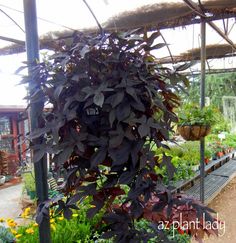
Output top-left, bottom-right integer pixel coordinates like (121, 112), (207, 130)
(171, 150), (235, 193)
(184, 174), (229, 204)
(211, 159), (236, 179)
(182, 156), (236, 204)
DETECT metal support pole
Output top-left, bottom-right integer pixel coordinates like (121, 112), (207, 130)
(23, 0), (51, 242)
(200, 19), (206, 203)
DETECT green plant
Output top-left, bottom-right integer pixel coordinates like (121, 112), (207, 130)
(204, 147), (213, 159)
(180, 142), (200, 166)
(0, 225), (15, 243)
(165, 226), (190, 243)
(22, 172), (36, 192)
(177, 103), (217, 127)
(135, 219), (191, 243)
(221, 133), (236, 149)
(16, 197), (107, 243)
(153, 146), (194, 182)
(211, 110), (230, 134)
(183, 73), (236, 111)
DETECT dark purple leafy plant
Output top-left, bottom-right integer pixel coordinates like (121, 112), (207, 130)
(23, 29), (217, 242)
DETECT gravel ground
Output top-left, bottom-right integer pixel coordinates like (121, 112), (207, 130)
(192, 177), (236, 243)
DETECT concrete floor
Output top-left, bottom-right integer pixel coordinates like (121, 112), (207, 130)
(0, 183), (22, 220)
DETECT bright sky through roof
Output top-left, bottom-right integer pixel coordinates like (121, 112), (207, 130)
(0, 0), (235, 106)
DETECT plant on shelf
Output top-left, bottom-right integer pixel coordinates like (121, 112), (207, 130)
(204, 147), (213, 164)
(153, 146), (195, 182)
(177, 103), (216, 141)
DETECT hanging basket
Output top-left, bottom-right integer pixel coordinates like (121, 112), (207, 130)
(177, 125), (211, 141)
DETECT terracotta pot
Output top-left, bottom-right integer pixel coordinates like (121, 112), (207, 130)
(216, 151), (224, 158)
(177, 125), (211, 141)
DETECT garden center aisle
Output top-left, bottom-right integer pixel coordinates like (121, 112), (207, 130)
(192, 177), (236, 243)
(0, 184), (22, 219)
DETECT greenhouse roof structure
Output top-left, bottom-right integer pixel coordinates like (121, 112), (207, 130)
(0, 0), (235, 63)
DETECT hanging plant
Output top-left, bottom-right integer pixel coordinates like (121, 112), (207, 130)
(22, 29), (217, 242)
(177, 103), (216, 140)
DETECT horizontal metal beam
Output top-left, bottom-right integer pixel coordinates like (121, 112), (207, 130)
(0, 35), (24, 45)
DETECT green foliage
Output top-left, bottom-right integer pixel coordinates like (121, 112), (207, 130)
(182, 73), (236, 111)
(22, 172), (36, 192)
(211, 109), (230, 134)
(177, 103), (216, 126)
(153, 146), (194, 183)
(17, 197), (106, 243)
(153, 140), (217, 183)
(206, 133), (236, 156)
(221, 134), (236, 148)
(165, 226), (191, 243)
(0, 225), (15, 243)
(135, 219), (190, 243)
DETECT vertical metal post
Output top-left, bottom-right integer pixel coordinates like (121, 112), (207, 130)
(23, 0), (51, 242)
(200, 19), (206, 203)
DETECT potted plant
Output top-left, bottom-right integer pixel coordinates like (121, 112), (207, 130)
(183, 153), (199, 171)
(177, 103), (216, 141)
(204, 147), (213, 164)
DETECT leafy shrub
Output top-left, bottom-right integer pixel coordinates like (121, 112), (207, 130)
(22, 172), (36, 192)
(16, 197), (106, 242)
(0, 225), (15, 243)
